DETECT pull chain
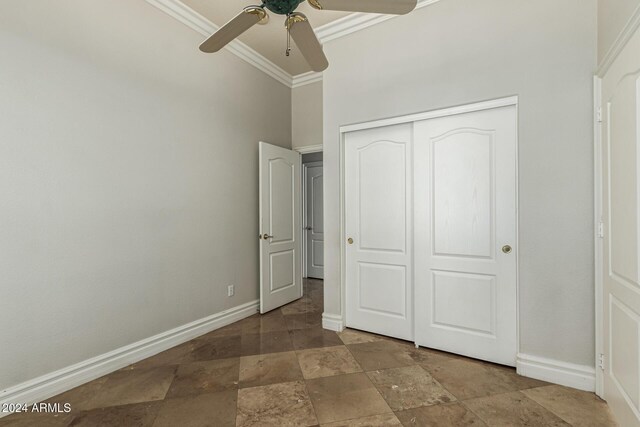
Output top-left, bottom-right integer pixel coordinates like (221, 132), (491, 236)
(286, 14), (291, 57)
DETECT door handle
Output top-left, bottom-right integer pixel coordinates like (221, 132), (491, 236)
(502, 245), (512, 254)
(262, 233), (274, 240)
(304, 226), (313, 231)
(347, 237), (354, 245)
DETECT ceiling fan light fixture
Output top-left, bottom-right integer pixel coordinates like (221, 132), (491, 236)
(199, 0), (418, 71)
(264, 0), (304, 15)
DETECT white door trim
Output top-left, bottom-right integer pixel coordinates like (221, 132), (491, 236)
(593, 75), (604, 398)
(337, 96), (519, 347)
(295, 145), (324, 154)
(303, 161), (323, 278)
(339, 96), (519, 134)
(596, 2), (640, 77)
(297, 146), (323, 281)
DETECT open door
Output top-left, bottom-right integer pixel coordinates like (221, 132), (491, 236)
(259, 142), (303, 313)
(600, 25), (640, 426)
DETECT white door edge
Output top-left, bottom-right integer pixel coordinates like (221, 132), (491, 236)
(593, 75), (605, 399)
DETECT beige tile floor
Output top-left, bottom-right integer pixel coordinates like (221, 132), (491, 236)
(1, 279), (617, 426)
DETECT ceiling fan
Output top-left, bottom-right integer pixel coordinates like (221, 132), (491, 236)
(199, 0), (418, 72)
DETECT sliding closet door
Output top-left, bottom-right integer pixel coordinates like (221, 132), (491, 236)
(414, 106), (517, 366)
(345, 124), (413, 341)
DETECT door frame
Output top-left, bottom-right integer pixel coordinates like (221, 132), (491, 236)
(337, 96), (520, 349)
(302, 160), (323, 279)
(593, 76), (604, 398)
(295, 145), (323, 280)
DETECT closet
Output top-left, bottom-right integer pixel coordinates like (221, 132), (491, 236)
(343, 99), (518, 365)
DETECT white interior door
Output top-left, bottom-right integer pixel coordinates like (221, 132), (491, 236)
(305, 162), (324, 279)
(601, 26), (640, 426)
(345, 123), (413, 341)
(414, 106), (518, 366)
(259, 141), (302, 314)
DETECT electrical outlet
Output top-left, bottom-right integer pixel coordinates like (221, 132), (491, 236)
(227, 285), (235, 297)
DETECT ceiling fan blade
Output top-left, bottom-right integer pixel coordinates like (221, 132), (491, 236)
(200, 6), (266, 53)
(286, 13), (329, 72)
(307, 0), (417, 14)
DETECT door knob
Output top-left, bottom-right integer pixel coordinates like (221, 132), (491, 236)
(262, 234), (274, 240)
(502, 245), (512, 254)
(347, 237), (354, 245)
(304, 226), (313, 231)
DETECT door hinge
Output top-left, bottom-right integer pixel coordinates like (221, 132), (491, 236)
(596, 107), (603, 123)
(598, 353), (605, 370)
(598, 221), (604, 239)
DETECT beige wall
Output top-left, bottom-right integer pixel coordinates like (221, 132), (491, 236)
(292, 81), (323, 149)
(0, 0), (291, 390)
(598, 0), (640, 62)
(323, 0), (597, 366)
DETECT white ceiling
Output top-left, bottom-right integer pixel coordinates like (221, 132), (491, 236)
(181, 0), (350, 75)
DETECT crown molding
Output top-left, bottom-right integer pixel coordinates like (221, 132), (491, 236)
(315, 0), (441, 43)
(146, 0), (442, 88)
(597, 3), (640, 77)
(291, 71), (323, 88)
(315, 13), (395, 43)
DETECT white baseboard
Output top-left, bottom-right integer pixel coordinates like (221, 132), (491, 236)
(516, 353), (596, 392)
(322, 313), (344, 332)
(0, 300), (259, 417)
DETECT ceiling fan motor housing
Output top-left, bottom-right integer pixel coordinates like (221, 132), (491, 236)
(263, 0), (303, 15)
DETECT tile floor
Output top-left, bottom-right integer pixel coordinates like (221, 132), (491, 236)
(1, 279), (617, 426)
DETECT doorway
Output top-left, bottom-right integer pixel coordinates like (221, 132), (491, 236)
(258, 143), (324, 314)
(302, 151), (324, 280)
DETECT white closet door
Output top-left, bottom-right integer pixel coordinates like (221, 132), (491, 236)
(414, 106), (517, 366)
(345, 124), (413, 341)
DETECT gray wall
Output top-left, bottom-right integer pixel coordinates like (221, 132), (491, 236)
(0, 0), (291, 390)
(302, 152), (323, 163)
(598, 0), (640, 62)
(323, 0), (597, 366)
(292, 81), (323, 149)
